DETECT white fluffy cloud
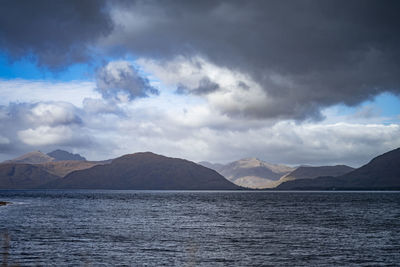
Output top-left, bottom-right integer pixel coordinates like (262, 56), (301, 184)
(106, 108), (400, 166)
(137, 56), (271, 118)
(0, 100), (92, 158)
(0, 77), (399, 168)
(26, 102), (81, 126)
(18, 125), (73, 146)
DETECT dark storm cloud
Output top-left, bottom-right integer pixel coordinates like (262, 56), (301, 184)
(0, 0), (113, 68)
(1, 0), (400, 120)
(107, 0), (400, 119)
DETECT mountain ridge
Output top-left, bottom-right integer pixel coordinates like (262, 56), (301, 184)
(5, 151), (54, 164)
(200, 158), (294, 189)
(1, 148), (399, 190)
(44, 152), (242, 190)
(277, 148), (400, 190)
(0, 163), (59, 189)
(273, 165), (355, 187)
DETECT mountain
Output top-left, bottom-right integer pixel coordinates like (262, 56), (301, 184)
(46, 152), (241, 190)
(5, 150), (87, 164)
(47, 149), (86, 161)
(273, 165), (354, 187)
(38, 161), (102, 177)
(0, 163), (59, 189)
(200, 158), (294, 189)
(277, 148), (400, 190)
(5, 151), (54, 164)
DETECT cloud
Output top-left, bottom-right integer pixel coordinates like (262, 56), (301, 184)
(18, 125), (74, 146)
(0, 101), (92, 158)
(0, 0), (113, 68)
(0, 91), (399, 167)
(104, 0), (400, 120)
(138, 56), (303, 119)
(95, 61), (159, 102)
(350, 105), (381, 120)
(0, 1), (399, 165)
(97, 104), (400, 167)
(177, 77), (220, 95)
(0, 79), (98, 107)
(82, 97), (122, 114)
(0, 135), (10, 145)
(26, 102), (82, 126)
(1, 1), (399, 120)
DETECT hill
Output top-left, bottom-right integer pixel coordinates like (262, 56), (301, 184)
(277, 148), (400, 190)
(47, 152), (241, 190)
(38, 161), (102, 177)
(200, 158), (294, 189)
(273, 165), (354, 187)
(0, 163), (59, 189)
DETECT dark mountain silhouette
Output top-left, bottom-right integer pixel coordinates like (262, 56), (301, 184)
(47, 149), (86, 161)
(282, 165), (354, 180)
(46, 152), (241, 190)
(277, 148), (400, 190)
(0, 163), (59, 189)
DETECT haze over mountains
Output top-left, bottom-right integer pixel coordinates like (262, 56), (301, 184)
(200, 158), (294, 188)
(0, 147), (399, 190)
(200, 159), (354, 189)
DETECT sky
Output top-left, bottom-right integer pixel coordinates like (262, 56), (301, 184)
(0, 0), (400, 167)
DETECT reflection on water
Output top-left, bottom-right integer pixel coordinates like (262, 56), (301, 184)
(1, 232), (19, 267)
(1, 232), (10, 267)
(0, 190), (400, 266)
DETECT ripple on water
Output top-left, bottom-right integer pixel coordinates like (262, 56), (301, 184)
(0, 190), (399, 266)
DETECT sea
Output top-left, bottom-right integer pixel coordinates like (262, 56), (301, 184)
(0, 190), (399, 266)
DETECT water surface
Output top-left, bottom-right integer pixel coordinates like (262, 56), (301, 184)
(0, 190), (399, 266)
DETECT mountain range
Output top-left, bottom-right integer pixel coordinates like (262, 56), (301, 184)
(0, 150), (239, 190)
(5, 150), (102, 178)
(200, 158), (294, 188)
(46, 152), (240, 190)
(200, 159), (353, 189)
(0, 147), (399, 190)
(274, 165), (355, 188)
(6, 150), (87, 163)
(277, 148), (400, 190)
